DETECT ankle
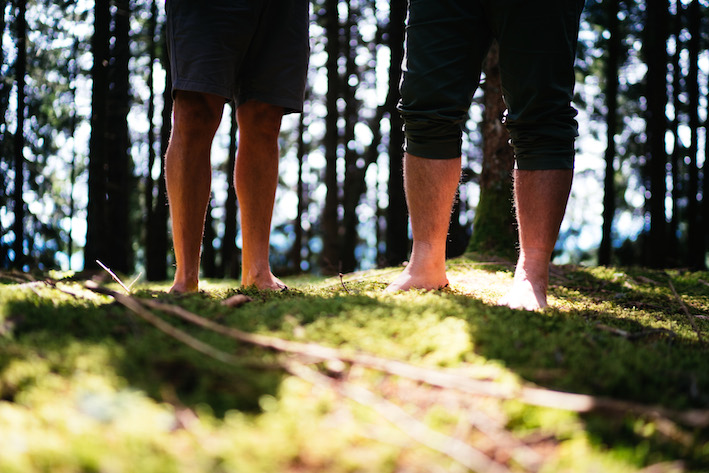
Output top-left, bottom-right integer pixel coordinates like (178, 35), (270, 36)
(408, 241), (447, 271)
(170, 280), (199, 293)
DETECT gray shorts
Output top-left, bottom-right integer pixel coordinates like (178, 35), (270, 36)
(166, 0), (309, 114)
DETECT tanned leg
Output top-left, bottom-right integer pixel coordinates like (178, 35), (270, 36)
(500, 169), (573, 310)
(386, 153), (462, 291)
(166, 91), (225, 293)
(235, 100), (286, 290)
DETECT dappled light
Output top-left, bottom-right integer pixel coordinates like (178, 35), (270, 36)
(1, 0), (709, 471)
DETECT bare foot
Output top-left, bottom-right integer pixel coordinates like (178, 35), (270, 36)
(499, 277), (547, 310)
(169, 280), (199, 294)
(385, 240), (450, 292)
(242, 270), (288, 291)
(385, 263), (449, 292)
(499, 253), (550, 310)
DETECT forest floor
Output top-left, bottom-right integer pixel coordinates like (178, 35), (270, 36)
(0, 253), (708, 473)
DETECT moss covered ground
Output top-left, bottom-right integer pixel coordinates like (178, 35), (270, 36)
(0, 254), (707, 472)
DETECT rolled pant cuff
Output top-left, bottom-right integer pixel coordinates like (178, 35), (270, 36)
(404, 138), (462, 160)
(515, 154), (575, 170)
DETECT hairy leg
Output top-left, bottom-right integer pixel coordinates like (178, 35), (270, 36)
(235, 100), (286, 290)
(386, 153), (462, 292)
(501, 169), (573, 310)
(166, 91), (225, 293)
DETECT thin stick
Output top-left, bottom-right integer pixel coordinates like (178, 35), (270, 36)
(85, 284), (709, 428)
(88, 281), (506, 472)
(85, 281), (277, 370)
(284, 360), (513, 473)
(136, 295), (510, 398)
(595, 323), (676, 340)
(96, 260), (131, 293)
(339, 273), (351, 294)
(669, 280), (704, 344)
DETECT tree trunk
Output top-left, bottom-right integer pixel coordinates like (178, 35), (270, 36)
(643, 0), (669, 268)
(153, 30), (172, 280)
(321, 0), (341, 275)
(685, 0), (703, 269)
(340, 1), (361, 274)
(67, 2), (81, 270)
(222, 105), (240, 279)
(145, 0), (167, 281)
(105, 0), (133, 274)
(12, 0), (27, 269)
(291, 107), (307, 273)
(0, 0), (8, 267)
(705, 51), (709, 265)
(85, 0), (111, 271)
(668, 1), (683, 265)
(599, 0), (620, 266)
(467, 41), (516, 260)
(202, 199), (217, 278)
(384, 0), (408, 267)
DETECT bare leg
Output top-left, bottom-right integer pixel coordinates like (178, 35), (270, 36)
(501, 169), (573, 310)
(386, 153), (462, 291)
(235, 100), (286, 290)
(166, 91), (224, 293)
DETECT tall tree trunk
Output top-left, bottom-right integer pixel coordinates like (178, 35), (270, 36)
(153, 31), (172, 280)
(384, 0), (408, 267)
(340, 1), (361, 273)
(69, 8), (80, 270)
(669, 1), (684, 265)
(644, 0), (669, 268)
(467, 41), (516, 259)
(85, 0), (111, 270)
(291, 107), (307, 273)
(202, 199), (217, 278)
(685, 0), (703, 269)
(145, 0), (164, 281)
(12, 0), (27, 269)
(599, 0), (620, 266)
(222, 105), (240, 279)
(704, 68), (709, 264)
(0, 0), (9, 267)
(105, 0), (133, 274)
(321, 0), (341, 274)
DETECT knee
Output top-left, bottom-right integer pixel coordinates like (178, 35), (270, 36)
(172, 91), (224, 141)
(237, 100), (284, 143)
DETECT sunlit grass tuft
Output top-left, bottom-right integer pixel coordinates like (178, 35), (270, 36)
(0, 256), (707, 472)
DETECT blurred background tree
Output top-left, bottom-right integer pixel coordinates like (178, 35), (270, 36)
(1, 0), (708, 277)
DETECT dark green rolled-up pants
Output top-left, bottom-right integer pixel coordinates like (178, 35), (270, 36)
(398, 0), (585, 169)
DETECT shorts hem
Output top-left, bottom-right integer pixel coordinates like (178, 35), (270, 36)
(172, 80), (232, 102)
(237, 92), (304, 114)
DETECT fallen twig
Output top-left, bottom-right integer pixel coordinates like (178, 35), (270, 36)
(466, 409), (542, 472)
(669, 280), (704, 344)
(635, 275), (660, 286)
(339, 273), (351, 294)
(83, 283), (709, 429)
(595, 323), (677, 340)
(0, 271), (35, 284)
(285, 360), (513, 473)
(637, 461), (686, 473)
(96, 260), (131, 293)
(86, 281), (500, 472)
(85, 281), (278, 370)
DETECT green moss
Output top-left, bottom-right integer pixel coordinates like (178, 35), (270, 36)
(0, 260), (707, 472)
